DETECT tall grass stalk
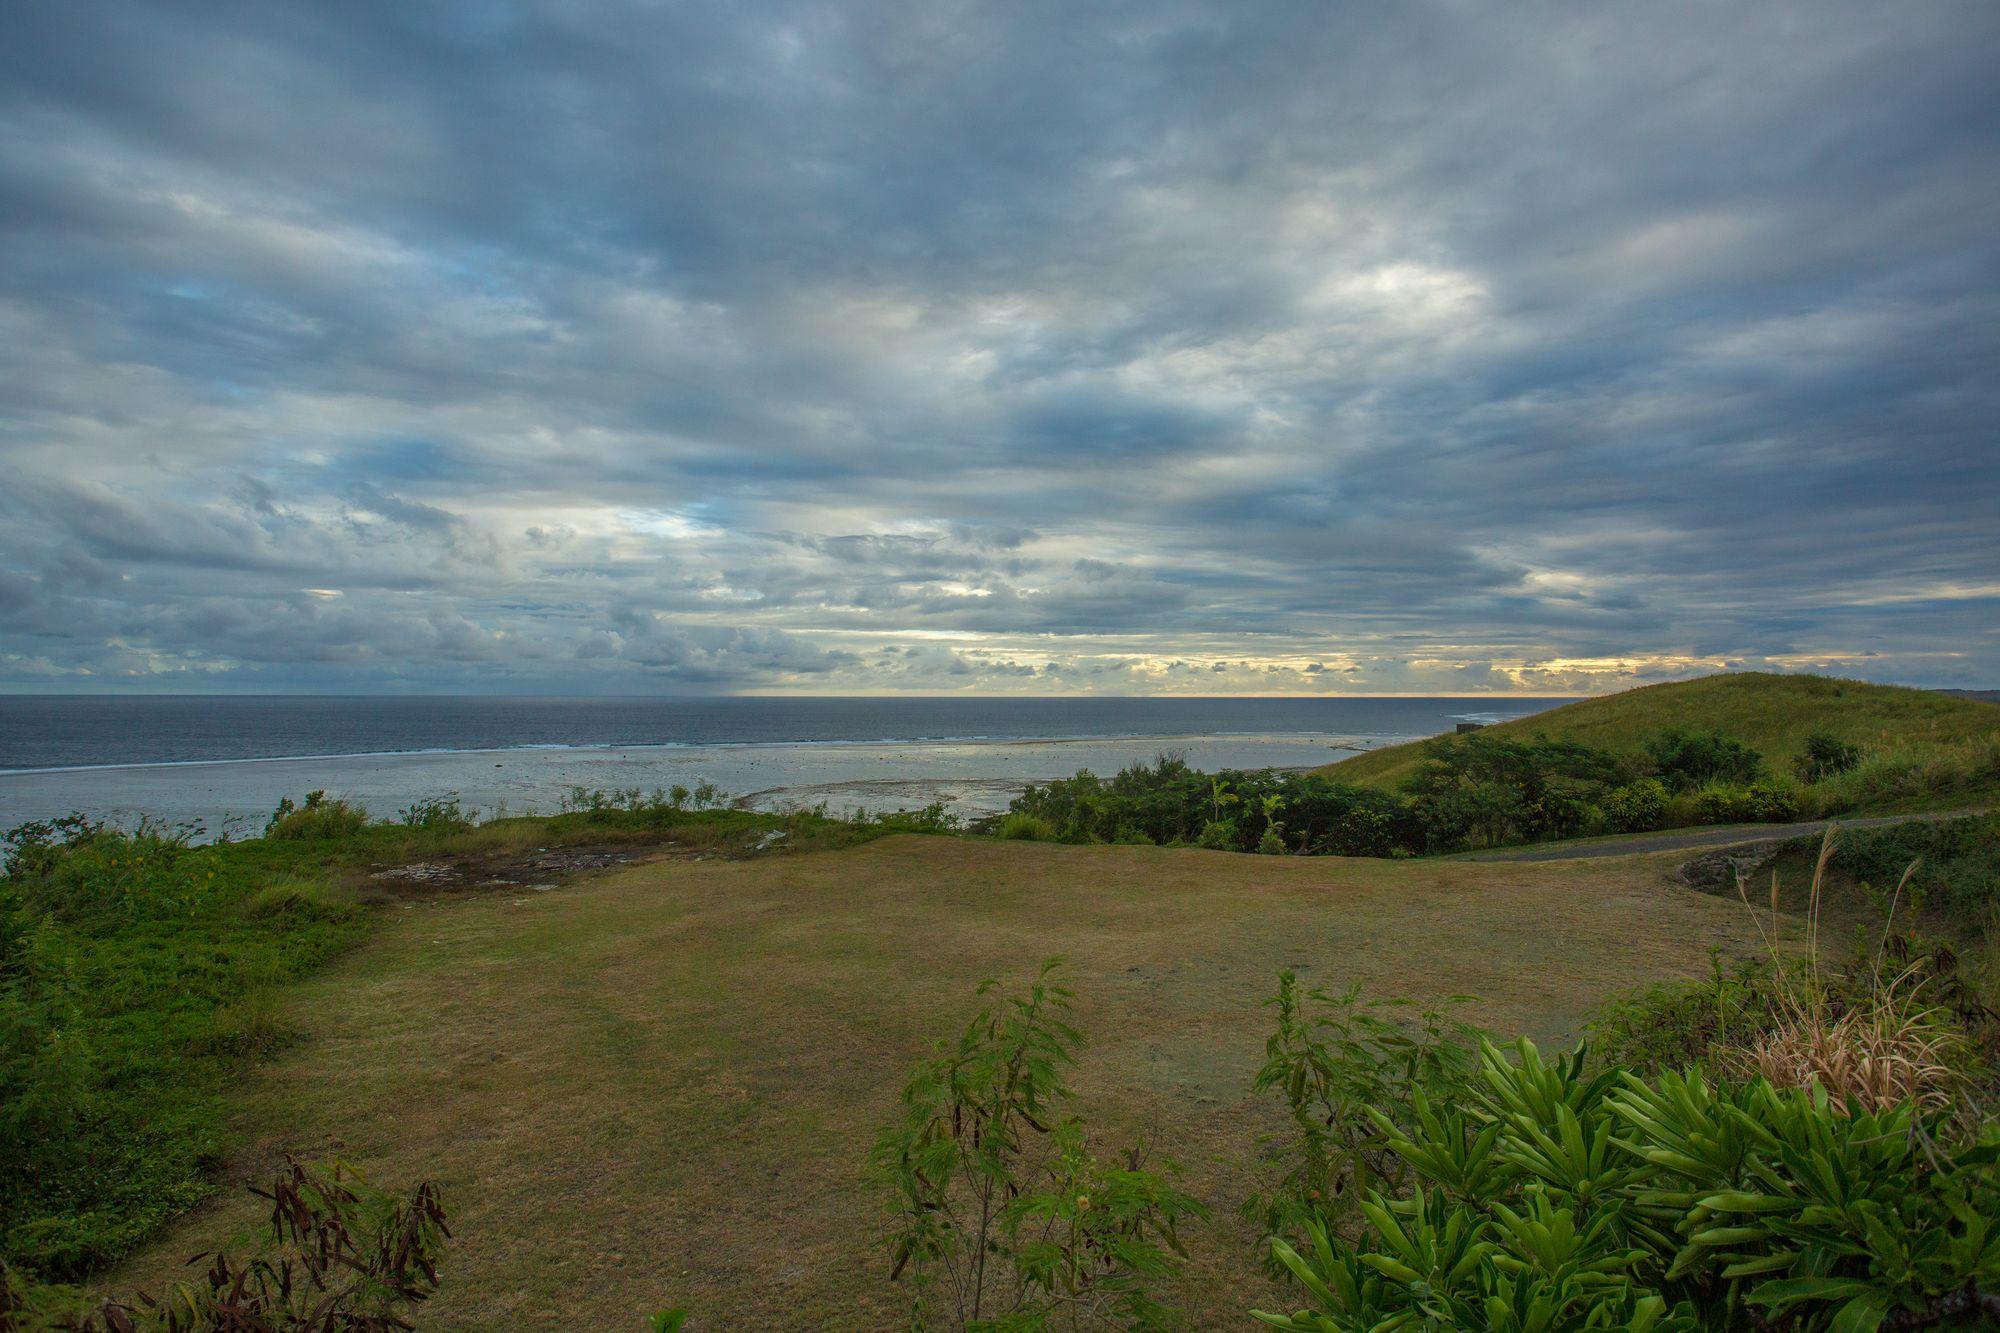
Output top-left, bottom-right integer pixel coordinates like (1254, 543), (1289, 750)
(1728, 825), (1970, 1114)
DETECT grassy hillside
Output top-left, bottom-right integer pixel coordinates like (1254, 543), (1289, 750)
(109, 836), (1762, 1327)
(1320, 671), (2000, 793)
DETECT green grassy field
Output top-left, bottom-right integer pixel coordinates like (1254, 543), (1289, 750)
(104, 835), (1766, 1328)
(1321, 672), (2000, 794)
(0, 805), (888, 1281)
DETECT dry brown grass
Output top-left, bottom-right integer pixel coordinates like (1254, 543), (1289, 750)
(1727, 982), (1970, 1115)
(108, 836), (1763, 1328)
(1723, 828), (1971, 1114)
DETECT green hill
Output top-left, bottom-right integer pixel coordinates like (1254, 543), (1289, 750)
(1320, 672), (2000, 792)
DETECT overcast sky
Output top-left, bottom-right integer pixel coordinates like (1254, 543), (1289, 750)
(2, 2), (1995, 695)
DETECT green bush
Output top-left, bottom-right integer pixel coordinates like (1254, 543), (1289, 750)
(1010, 757), (1425, 855)
(1643, 729), (1766, 792)
(874, 960), (1204, 1329)
(996, 812), (1056, 841)
(1688, 785), (1760, 825)
(1243, 975), (1477, 1251)
(0, 817), (206, 925)
(1253, 1037), (2000, 1331)
(1681, 779), (1804, 825)
(0, 817), (373, 1279)
(872, 801), (961, 834)
(1602, 778), (1670, 833)
(1404, 733), (1626, 849)
(1793, 731), (1864, 783)
(1744, 777), (1803, 823)
(264, 791), (368, 841)
(397, 795), (470, 832)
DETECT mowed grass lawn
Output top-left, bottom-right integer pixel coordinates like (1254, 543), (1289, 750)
(112, 836), (1764, 1328)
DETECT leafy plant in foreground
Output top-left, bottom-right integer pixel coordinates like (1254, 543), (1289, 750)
(1252, 1034), (2000, 1331)
(874, 959), (1204, 1330)
(1243, 974), (1478, 1252)
(1, 1157), (448, 1331)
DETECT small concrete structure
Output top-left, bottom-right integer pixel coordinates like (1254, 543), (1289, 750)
(1455, 721), (1486, 734)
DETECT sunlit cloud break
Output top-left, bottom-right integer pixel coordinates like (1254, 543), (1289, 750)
(1, 2), (1996, 694)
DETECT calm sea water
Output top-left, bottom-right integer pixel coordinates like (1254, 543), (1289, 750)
(0, 695), (1566, 773)
(0, 695), (1571, 834)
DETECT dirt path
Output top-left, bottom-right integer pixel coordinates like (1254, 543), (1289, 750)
(1464, 809), (1985, 863)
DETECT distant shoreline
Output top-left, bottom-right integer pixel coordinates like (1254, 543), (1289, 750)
(0, 729), (1402, 780)
(0, 729), (1396, 838)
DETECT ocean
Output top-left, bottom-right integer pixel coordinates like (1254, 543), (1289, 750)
(0, 694), (1571, 836)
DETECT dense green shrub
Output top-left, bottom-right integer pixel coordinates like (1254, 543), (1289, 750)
(874, 960), (1204, 1329)
(1683, 780), (1802, 825)
(1793, 731), (1864, 783)
(1744, 777), (1802, 823)
(264, 791), (368, 840)
(1688, 785), (1760, 825)
(1008, 757), (1420, 856)
(1818, 815), (2000, 918)
(0, 817), (206, 925)
(1643, 729), (1767, 792)
(996, 811), (1056, 841)
(1197, 818), (1238, 850)
(1000, 722), (1940, 859)
(1602, 778), (1670, 833)
(1253, 1037), (2000, 1331)
(871, 801), (962, 834)
(1404, 733), (1626, 849)
(0, 820), (373, 1279)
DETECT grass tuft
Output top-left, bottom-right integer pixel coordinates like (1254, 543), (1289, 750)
(1721, 827), (1982, 1115)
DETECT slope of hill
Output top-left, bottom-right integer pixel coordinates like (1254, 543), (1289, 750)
(1320, 672), (2000, 791)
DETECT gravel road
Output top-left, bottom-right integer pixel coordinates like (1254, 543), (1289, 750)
(1464, 809), (1984, 863)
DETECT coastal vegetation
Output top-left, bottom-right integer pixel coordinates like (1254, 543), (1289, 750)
(1319, 672), (2000, 800)
(8, 819), (1766, 1322)
(0, 793), (908, 1284)
(2, 815), (1985, 1326)
(1, 674), (1995, 1325)
(994, 675), (2000, 863)
(1240, 841), (1998, 1331)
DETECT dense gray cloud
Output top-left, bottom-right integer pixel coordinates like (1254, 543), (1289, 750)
(1, 1), (1996, 694)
